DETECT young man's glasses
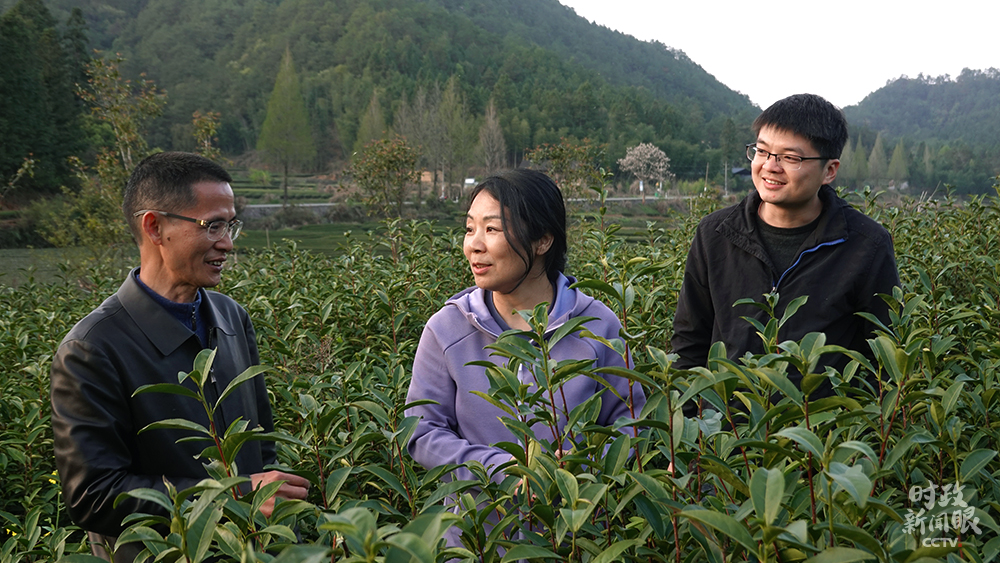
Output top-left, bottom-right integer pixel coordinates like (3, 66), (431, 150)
(746, 144), (832, 171)
(133, 210), (243, 241)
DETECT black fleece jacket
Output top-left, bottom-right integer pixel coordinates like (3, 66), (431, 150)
(671, 185), (899, 377)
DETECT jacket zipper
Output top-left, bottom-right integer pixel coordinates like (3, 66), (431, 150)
(772, 238), (847, 292)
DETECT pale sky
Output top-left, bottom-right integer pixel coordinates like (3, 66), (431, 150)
(559, 0), (999, 110)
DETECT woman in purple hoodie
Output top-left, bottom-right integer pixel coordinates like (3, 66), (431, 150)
(405, 169), (646, 547)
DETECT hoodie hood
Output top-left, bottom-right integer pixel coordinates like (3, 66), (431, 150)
(444, 272), (592, 338)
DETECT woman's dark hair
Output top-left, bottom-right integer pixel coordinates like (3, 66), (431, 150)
(469, 169), (567, 283)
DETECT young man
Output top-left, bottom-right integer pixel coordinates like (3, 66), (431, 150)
(671, 94), (899, 392)
(51, 152), (309, 562)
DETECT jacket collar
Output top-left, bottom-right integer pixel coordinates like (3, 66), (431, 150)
(118, 268), (237, 356)
(446, 272), (590, 337)
(733, 184), (850, 245)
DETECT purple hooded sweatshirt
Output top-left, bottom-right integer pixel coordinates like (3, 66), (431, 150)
(405, 273), (646, 546)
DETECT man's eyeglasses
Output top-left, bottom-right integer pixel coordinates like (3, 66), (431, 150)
(746, 144), (833, 171)
(133, 210), (243, 241)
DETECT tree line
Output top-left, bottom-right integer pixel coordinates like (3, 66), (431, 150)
(1, 0), (759, 197)
(0, 0), (90, 198)
(844, 69), (1000, 193)
(839, 130), (997, 195)
(3, 0), (999, 210)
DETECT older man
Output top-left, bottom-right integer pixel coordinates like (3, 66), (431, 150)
(51, 152), (308, 562)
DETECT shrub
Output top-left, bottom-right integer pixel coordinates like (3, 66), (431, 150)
(2, 182), (999, 561)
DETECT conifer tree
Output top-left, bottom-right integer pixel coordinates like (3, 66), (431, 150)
(0, 0), (85, 194)
(923, 144), (935, 184)
(839, 137), (854, 187)
(393, 87), (439, 201)
(33, 54), (164, 259)
(258, 47), (316, 206)
(719, 118), (739, 164)
(719, 117), (739, 194)
(887, 139), (909, 188)
(62, 8), (91, 95)
(439, 76), (476, 194)
(37, 25), (84, 184)
(868, 133), (888, 187)
(354, 90), (386, 156)
(849, 138), (869, 186)
(0, 12), (46, 189)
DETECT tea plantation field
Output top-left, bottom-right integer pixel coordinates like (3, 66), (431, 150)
(2, 187), (998, 562)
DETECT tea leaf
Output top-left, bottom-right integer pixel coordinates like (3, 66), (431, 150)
(217, 365), (271, 407)
(139, 418), (211, 436)
(825, 462), (872, 508)
(774, 426), (823, 459)
(961, 449), (998, 482)
(679, 508), (757, 555)
(802, 546), (877, 563)
(132, 383), (201, 401)
(501, 545), (562, 562)
(590, 539), (641, 563)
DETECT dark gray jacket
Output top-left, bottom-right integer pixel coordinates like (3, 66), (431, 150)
(671, 185), (899, 378)
(51, 269), (274, 558)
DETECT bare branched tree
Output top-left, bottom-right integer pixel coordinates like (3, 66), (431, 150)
(394, 85), (443, 200)
(478, 99), (507, 174)
(439, 77), (476, 198)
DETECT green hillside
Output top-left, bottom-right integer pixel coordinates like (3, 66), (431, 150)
(4, 0), (757, 180)
(3, 0), (999, 196)
(844, 69), (1000, 193)
(846, 69), (1000, 147)
(423, 0), (754, 116)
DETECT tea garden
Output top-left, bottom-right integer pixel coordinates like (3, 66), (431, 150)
(2, 183), (999, 562)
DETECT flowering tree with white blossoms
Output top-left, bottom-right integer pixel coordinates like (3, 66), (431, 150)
(618, 142), (672, 202)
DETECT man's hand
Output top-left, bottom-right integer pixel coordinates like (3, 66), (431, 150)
(250, 470), (311, 518)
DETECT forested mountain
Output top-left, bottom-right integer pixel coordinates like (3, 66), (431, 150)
(2, 0), (758, 187)
(4, 0), (999, 197)
(843, 69), (1000, 193)
(422, 0), (753, 117)
(847, 69), (1000, 147)
(0, 0), (142, 49)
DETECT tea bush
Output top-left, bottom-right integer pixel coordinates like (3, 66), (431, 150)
(2, 184), (999, 562)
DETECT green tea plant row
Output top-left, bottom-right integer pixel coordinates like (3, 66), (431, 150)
(2, 184), (999, 562)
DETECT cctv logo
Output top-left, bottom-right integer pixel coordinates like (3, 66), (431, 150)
(921, 537), (961, 548)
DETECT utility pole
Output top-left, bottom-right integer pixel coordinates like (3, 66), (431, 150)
(724, 159), (729, 197)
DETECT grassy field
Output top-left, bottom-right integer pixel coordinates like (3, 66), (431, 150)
(230, 172), (336, 204)
(236, 222), (386, 256)
(0, 222), (431, 286)
(0, 225), (368, 287)
(0, 203), (686, 287)
(0, 247), (93, 287)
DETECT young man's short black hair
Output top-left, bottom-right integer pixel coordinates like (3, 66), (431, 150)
(122, 152), (233, 244)
(752, 94), (849, 161)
